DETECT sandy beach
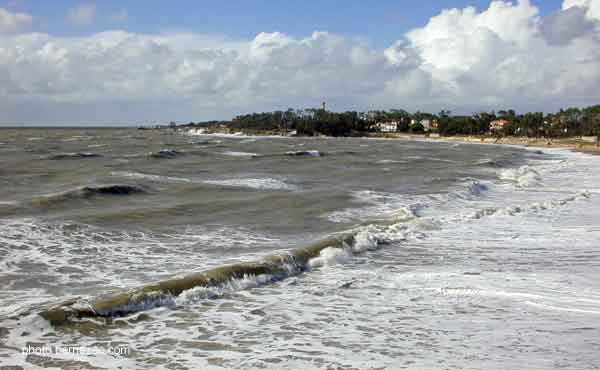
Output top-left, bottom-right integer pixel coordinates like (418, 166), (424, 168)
(363, 132), (600, 154)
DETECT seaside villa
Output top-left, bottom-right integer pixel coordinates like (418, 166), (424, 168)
(375, 121), (400, 132)
(490, 119), (510, 133)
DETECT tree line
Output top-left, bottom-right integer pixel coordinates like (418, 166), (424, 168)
(187, 105), (600, 137)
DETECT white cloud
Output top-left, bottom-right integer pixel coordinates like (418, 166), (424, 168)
(541, 6), (595, 45)
(563, 0), (600, 20)
(0, 7), (32, 33)
(68, 3), (96, 26)
(398, 0), (600, 109)
(1, 0), (600, 124)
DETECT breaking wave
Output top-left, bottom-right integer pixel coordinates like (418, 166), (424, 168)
(26, 148), (596, 330)
(285, 150), (321, 157)
(149, 149), (184, 159)
(221, 151), (260, 157)
(34, 180), (593, 327)
(500, 166), (541, 187)
(462, 191), (591, 221)
(477, 158), (517, 168)
(203, 177), (297, 191)
(45, 152), (102, 160)
(326, 190), (421, 223)
(111, 171), (192, 183)
(30, 184), (146, 207)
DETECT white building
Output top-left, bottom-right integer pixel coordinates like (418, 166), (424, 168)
(375, 121), (398, 132)
(421, 119), (432, 131)
(490, 119), (510, 132)
(411, 119), (436, 131)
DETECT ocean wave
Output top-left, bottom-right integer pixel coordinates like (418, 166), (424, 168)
(33, 184), (594, 327)
(62, 136), (92, 142)
(462, 191), (591, 221)
(185, 130), (248, 138)
(190, 139), (222, 145)
(477, 158), (515, 168)
(176, 273), (277, 303)
(31, 184), (146, 207)
(149, 149), (184, 159)
(446, 179), (490, 201)
(203, 178), (297, 191)
(376, 159), (408, 164)
(111, 171), (192, 183)
(326, 190), (423, 223)
(45, 152), (102, 160)
(0, 218), (283, 307)
(221, 151), (260, 157)
(499, 165), (541, 187)
(308, 247), (352, 268)
(37, 228), (409, 325)
(35, 214), (425, 326)
(285, 150), (321, 157)
(26, 146), (598, 330)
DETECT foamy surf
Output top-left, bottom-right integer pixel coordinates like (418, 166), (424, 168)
(203, 177), (298, 191)
(111, 171), (193, 183)
(500, 165), (541, 187)
(4, 130), (600, 370)
(221, 151), (260, 157)
(37, 234), (357, 325)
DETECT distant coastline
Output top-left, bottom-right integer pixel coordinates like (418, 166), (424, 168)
(176, 125), (600, 154)
(145, 104), (600, 153)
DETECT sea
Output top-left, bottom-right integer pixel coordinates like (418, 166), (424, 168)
(0, 128), (599, 369)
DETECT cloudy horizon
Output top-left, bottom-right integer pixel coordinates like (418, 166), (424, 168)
(1, 0), (599, 126)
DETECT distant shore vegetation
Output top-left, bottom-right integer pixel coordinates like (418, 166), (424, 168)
(174, 105), (600, 138)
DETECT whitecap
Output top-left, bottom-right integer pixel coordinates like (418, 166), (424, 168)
(203, 178), (297, 191)
(309, 247), (352, 268)
(111, 171), (192, 183)
(500, 166), (541, 187)
(221, 151), (260, 157)
(376, 159), (407, 164)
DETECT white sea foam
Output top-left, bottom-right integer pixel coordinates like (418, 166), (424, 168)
(500, 165), (541, 187)
(308, 247), (352, 268)
(376, 159), (407, 164)
(5, 142), (600, 370)
(221, 151), (260, 157)
(176, 274), (278, 304)
(460, 191), (591, 221)
(185, 130), (247, 138)
(203, 177), (297, 191)
(326, 190), (421, 223)
(111, 171), (192, 183)
(350, 227), (386, 252)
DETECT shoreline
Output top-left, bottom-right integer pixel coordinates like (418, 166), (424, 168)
(182, 127), (600, 155)
(375, 133), (600, 155)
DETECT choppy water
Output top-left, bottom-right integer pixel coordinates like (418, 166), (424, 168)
(1, 128), (599, 369)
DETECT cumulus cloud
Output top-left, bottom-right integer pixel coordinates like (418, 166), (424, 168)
(397, 0), (600, 109)
(68, 3), (96, 26)
(563, 0), (600, 20)
(1, 0), (600, 124)
(541, 6), (595, 45)
(0, 7), (32, 33)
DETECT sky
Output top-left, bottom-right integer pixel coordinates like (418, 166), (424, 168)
(0, 0), (599, 125)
